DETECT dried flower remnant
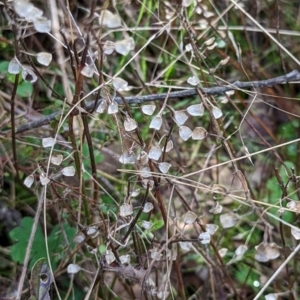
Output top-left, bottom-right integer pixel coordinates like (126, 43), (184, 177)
(220, 213), (239, 228)
(33, 17), (51, 33)
(212, 106), (222, 119)
(130, 189), (140, 197)
(107, 101), (118, 114)
(142, 105), (156, 116)
(179, 126), (192, 141)
(209, 202), (223, 214)
(286, 201), (300, 213)
(99, 10), (121, 28)
(187, 103), (204, 116)
(120, 254), (130, 264)
(227, 245), (248, 265)
(150, 247), (162, 260)
(182, 0), (193, 7)
(199, 232), (211, 244)
(137, 151), (149, 165)
(220, 56), (230, 65)
(86, 226), (99, 238)
(141, 179), (154, 190)
(25, 6), (43, 22)
(119, 151), (136, 165)
(265, 294), (277, 300)
(42, 137), (55, 148)
(164, 140), (173, 152)
(8, 58), (20, 74)
(174, 110), (188, 126)
(24, 175), (34, 188)
(112, 77), (128, 92)
(148, 146), (162, 161)
(219, 248), (228, 257)
(96, 100), (108, 113)
(142, 220), (152, 229)
(179, 242), (192, 251)
(36, 52), (52, 66)
(74, 233), (85, 244)
(81, 65), (94, 78)
(103, 40), (115, 55)
(254, 242), (280, 262)
(204, 37), (215, 46)
(50, 155), (63, 165)
(105, 250), (116, 264)
(187, 76), (200, 86)
(67, 264), (81, 274)
(182, 211), (197, 224)
(185, 43), (192, 52)
(62, 166), (75, 177)
(124, 116), (137, 132)
(143, 202), (154, 213)
(192, 127), (207, 140)
(158, 162), (171, 174)
(291, 227), (300, 240)
(120, 203), (133, 217)
(203, 11), (215, 18)
(40, 173), (50, 186)
(140, 167), (151, 178)
(149, 115), (163, 130)
(22, 67), (37, 83)
(205, 224), (218, 235)
(115, 37), (135, 56)
(14, 0), (34, 18)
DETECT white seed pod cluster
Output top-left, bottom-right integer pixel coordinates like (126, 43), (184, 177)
(13, 1), (51, 33)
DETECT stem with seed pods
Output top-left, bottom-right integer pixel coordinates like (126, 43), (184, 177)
(13, 70), (300, 135)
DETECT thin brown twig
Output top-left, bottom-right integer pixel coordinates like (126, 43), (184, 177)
(11, 70), (300, 134)
(16, 187), (45, 300)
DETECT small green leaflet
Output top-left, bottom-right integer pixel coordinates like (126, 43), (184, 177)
(9, 217), (76, 270)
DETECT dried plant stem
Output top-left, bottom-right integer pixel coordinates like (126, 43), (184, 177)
(14, 70), (300, 134)
(253, 241), (300, 300)
(16, 187), (45, 300)
(10, 23), (21, 178)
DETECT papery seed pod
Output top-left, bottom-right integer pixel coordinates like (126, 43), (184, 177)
(179, 126), (192, 141)
(149, 115), (162, 130)
(99, 10), (121, 28)
(148, 146), (162, 161)
(142, 105), (156, 116)
(174, 110), (188, 126)
(187, 103), (204, 116)
(124, 117), (137, 132)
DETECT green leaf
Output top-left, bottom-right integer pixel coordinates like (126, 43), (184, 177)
(9, 217), (44, 267)
(0, 61), (9, 73)
(9, 217), (76, 270)
(17, 81), (33, 97)
(150, 219), (164, 231)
